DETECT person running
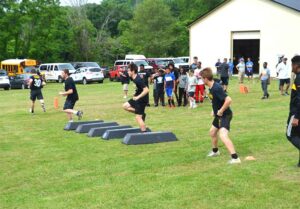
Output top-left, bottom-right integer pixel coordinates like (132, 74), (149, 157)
(246, 58), (254, 80)
(277, 57), (290, 96)
(236, 58), (246, 84)
(187, 69), (197, 109)
(138, 64), (151, 106)
(164, 67), (176, 108)
(59, 69), (83, 122)
(123, 63), (149, 131)
(219, 58), (230, 92)
(119, 67), (130, 99)
(28, 69), (46, 114)
(201, 67), (241, 164)
(259, 62), (271, 99)
(178, 67), (188, 107)
(286, 55), (300, 167)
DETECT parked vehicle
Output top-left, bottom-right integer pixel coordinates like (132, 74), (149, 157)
(101, 66), (110, 78)
(10, 73), (32, 89)
(39, 63), (76, 83)
(177, 56), (189, 63)
(0, 69), (10, 90)
(109, 65), (127, 82)
(125, 54), (146, 60)
(170, 58), (190, 71)
(146, 58), (174, 70)
(71, 62), (100, 69)
(0, 59), (39, 77)
(70, 67), (104, 84)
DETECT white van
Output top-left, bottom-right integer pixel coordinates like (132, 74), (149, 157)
(39, 63), (76, 83)
(125, 54), (146, 60)
(114, 59), (153, 72)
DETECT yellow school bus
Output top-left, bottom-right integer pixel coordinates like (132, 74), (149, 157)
(0, 59), (39, 76)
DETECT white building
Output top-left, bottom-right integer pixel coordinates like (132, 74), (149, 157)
(189, 0), (300, 76)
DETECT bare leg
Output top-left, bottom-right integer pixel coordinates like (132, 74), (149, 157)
(218, 128), (237, 155)
(280, 85), (284, 95)
(123, 102), (135, 113)
(124, 90), (128, 97)
(209, 126), (219, 148)
(285, 84), (290, 93)
(31, 101), (35, 112)
(136, 115), (146, 131)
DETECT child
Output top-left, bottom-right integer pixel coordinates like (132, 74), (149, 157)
(187, 70), (197, 108)
(178, 67), (188, 106)
(153, 69), (165, 106)
(164, 67), (176, 107)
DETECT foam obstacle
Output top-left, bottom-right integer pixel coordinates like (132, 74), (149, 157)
(87, 125), (132, 137)
(75, 122), (119, 133)
(64, 120), (104, 130)
(64, 120), (178, 145)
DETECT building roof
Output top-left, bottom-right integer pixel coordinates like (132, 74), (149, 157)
(188, 0), (300, 27)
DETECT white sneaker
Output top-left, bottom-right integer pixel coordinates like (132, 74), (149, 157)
(192, 104), (197, 109)
(207, 150), (220, 157)
(123, 96), (127, 99)
(228, 158), (241, 164)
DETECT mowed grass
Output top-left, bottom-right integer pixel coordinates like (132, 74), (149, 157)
(0, 78), (299, 209)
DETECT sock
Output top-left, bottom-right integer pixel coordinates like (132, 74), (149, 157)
(72, 110), (78, 115)
(231, 153), (238, 159)
(212, 148), (218, 153)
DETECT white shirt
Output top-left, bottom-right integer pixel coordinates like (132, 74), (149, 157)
(194, 68), (204, 85)
(237, 62), (245, 73)
(276, 62), (290, 79)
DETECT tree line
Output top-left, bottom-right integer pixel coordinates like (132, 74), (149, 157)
(0, 0), (223, 66)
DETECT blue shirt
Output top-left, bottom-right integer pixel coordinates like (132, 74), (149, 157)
(228, 62), (234, 71)
(246, 61), (254, 72)
(260, 68), (270, 81)
(164, 73), (175, 89)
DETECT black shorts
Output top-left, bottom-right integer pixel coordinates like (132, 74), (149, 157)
(30, 90), (43, 101)
(246, 71), (253, 76)
(212, 113), (233, 131)
(280, 78), (290, 86)
(128, 99), (146, 115)
(63, 99), (76, 110)
(220, 77), (229, 85)
(188, 92), (195, 97)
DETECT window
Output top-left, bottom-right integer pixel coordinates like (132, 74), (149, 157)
(54, 66), (58, 71)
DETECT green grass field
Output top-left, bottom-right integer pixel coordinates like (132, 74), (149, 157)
(0, 78), (299, 209)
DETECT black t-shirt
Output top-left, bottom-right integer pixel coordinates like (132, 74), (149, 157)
(290, 73), (300, 119)
(133, 75), (148, 104)
(208, 82), (232, 116)
(65, 77), (79, 102)
(154, 74), (165, 90)
(120, 70), (130, 84)
(138, 70), (150, 86)
(219, 62), (229, 77)
(171, 69), (179, 80)
(30, 75), (43, 90)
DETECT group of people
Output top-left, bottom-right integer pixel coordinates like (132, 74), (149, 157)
(27, 55), (300, 166)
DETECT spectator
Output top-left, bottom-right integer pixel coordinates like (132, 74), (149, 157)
(194, 61), (205, 103)
(219, 58), (230, 92)
(246, 58), (254, 80)
(236, 58), (246, 83)
(190, 56), (198, 70)
(276, 57), (290, 96)
(228, 58), (234, 77)
(187, 70), (197, 109)
(153, 69), (165, 107)
(168, 63), (179, 105)
(164, 67), (176, 107)
(215, 59), (221, 77)
(119, 67), (130, 99)
(259, 62), (271, 99)
(178, 67), (188, 107)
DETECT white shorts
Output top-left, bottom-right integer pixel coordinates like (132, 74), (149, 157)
(123, 84), (128, 91)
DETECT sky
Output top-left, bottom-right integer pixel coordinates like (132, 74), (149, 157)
(60, 0), (101, 6)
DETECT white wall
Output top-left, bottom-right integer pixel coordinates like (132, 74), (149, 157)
(189, 0), (300, 76)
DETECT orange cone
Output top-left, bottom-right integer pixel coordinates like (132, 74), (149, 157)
(54, 97), (59, 109)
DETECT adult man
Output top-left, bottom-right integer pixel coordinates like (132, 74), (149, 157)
(228, 58), (234, 77)
(190, 56), (198, 70)
(28, 69), (46, 114)
(215, 59), (221, 77)
(259, 62), (271, 99)
(59, 69), (83, 122)
(138, 64), (151, 106)
(286, 55), (300, 167)
(246, 58), (254, 80)
(201, 67), (240, 164)
(123, 63), (149, 132)
(276, 57), (290, 96)
(219, 58), (230, 92)
(194, 61), (205, 103)
(119, 68), (130, 99)
(236, 58), (246, 84)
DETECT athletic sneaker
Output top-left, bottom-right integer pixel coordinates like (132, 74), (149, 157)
(77, 110), (83, 120)
(142, 113), (146, 122)
(42, 105), (46, 112)
(228, 158), (241, 164)
(207, 150), (220, 157)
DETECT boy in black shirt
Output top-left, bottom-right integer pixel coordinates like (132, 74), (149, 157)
(138, 64), (151, 106)
(28, 69), (46, 114)
(286, 55), (300, 167)
(153, 69), (165, 106)
(59, 69), (83, 122)
(123, 63), (149, 132)
(201, 67), (240, 164)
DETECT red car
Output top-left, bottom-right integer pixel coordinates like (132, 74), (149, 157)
(109, 65), (127, 81)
